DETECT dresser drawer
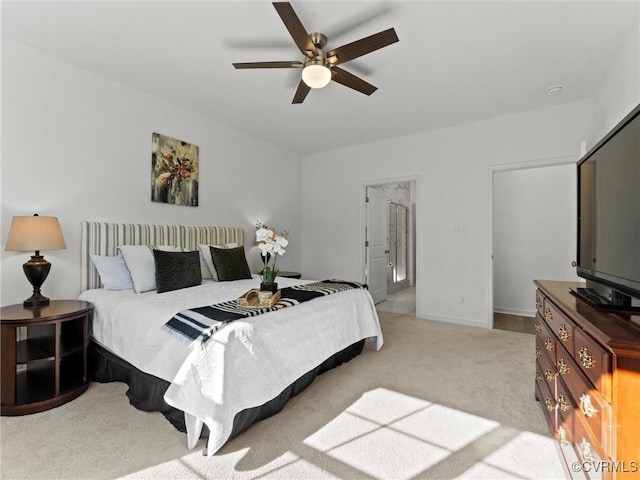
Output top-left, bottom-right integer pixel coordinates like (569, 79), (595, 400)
(536, 290), (545, 317)
(557, 410), (590, 480)
(542, 298), (576, 354)
(536, 343), (557, 391)
(537, 314), (558, 359)
(573, 416), (610, 480)
(574, 328), (612, 402)
(535, 371), (556, 432)
(534, 316), (543, 335)
(555, 375), (573, 419)
(555, 340), (574, 381)
(556, 358), (613, 459)
(578, 390), (612, 459)
(536, 330), (556, 368)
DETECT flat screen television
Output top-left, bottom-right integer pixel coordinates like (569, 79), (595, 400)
(575, 102), (640, 310)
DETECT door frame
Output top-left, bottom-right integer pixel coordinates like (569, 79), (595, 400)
(487, 155), (577, 328)
(359, 175), (420, 310)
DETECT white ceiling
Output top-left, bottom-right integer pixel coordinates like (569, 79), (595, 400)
(2, 1), (638, 155)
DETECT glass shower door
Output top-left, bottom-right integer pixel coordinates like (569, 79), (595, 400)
(388, 202), (408, 292)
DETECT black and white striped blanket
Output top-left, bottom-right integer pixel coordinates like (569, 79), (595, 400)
(164, 280), (366, 343)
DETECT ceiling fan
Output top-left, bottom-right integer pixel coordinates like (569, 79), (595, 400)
(232, 2), (399, 104)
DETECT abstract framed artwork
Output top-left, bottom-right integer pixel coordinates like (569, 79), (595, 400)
(151, 132), (199, 207)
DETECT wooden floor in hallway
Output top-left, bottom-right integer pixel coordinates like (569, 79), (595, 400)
(493, 312), (537, 335)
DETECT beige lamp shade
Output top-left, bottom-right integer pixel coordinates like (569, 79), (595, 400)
(5, 215), (67, 252)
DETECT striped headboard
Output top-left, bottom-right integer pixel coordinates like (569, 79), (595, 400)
(81, 221), (244, 292)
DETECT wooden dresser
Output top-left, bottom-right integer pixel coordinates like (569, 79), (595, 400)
(534, 280), (640, 479)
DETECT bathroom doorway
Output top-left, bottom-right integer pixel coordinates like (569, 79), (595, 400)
(387, 201), (410, 294)
(364, 180), (416, 314)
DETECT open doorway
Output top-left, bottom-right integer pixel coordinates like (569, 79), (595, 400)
(363, 180), (417, 315)
(490, 158), (578, 333)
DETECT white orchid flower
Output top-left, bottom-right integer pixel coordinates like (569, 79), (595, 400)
(255, 222), (290, 283)
(258, 243), (275, 255)
(256, 228), (271, 242)
(275, 236), (288, 248)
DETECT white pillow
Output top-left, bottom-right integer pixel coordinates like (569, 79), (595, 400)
(198, 243), (239, 281)
(90, 255), (134, 290)
(118, 245), (181, 293)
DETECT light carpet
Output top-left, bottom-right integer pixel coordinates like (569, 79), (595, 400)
(0, 312), (566, 479)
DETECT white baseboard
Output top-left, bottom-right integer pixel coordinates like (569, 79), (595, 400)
(415, 312), (490, 329)
(494, 307), (536, 318)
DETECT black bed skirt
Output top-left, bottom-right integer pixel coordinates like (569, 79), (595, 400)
(89, 338), (365, 441)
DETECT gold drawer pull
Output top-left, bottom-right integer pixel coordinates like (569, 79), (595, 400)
(544, 338), (554, 351)
(536, 347), (543, 358)
(557, 357), (569, 375)
(534, 322), (542, 333)
(544, 309), (553, 321)
(558, 393), (570, 412)
(545, 397), (555, 412)
(558, 324), (570, 341)
(536, 300), (543, 309)
(579, 346), (595, 368)
(579, 393), (599, 418)
(535, 371), (543, 383)
(545, 369), (555, 382)
(557, 426), (569, 446)
(579, 438), (597, 463)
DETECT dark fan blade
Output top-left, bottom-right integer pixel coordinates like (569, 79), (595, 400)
(273, 2), (317, 58)
(331, 66), (377, 96)
(327, 28), (399, 65)
(292, 80), (311, 104)
(324, 5), (392, 40)
(233, 61), (302, 69)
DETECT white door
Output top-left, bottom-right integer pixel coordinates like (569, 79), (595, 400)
(366, 187), (388, 304)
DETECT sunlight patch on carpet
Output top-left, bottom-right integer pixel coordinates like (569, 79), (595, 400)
(391, 403), (499, 450)
(330, 426), (450, 479)
(259, 458), (342, 479)
(343, 388), (431, 424)
(303, 388), (564, 480)
(304, 411), (380, 451)
(118, 388), (565, 480)
(470, 430), (566, 479)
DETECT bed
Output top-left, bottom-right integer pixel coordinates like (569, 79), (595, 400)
(77, 222), (383, 456)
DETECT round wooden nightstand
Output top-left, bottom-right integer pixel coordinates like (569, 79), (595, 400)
(0, 300), (93, 416)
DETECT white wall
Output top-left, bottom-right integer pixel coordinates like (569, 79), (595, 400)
(1, 40), (301, 306)
(301, 101), (592, 328)
(592, 23), (640, 143)
(493, 164), (579, 317)
(301, 18), (640, 329)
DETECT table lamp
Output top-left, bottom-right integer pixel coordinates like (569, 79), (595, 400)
(4, 214), (67, 306)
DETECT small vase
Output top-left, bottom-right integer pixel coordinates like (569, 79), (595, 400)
(260, 282), (278, 293)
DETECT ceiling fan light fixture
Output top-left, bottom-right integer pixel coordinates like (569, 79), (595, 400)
(302, 62), (331, 89)
(232, 3), (399, 103)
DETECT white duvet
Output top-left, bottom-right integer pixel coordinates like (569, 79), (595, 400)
(78, 275), (383, 456)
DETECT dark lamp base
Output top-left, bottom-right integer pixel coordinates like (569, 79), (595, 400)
(23, 292), (50, 307)
(22, 254), (52, 307)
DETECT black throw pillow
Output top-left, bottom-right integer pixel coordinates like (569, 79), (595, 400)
(153, 249), (202, 293)
(209, 245), (252, 281)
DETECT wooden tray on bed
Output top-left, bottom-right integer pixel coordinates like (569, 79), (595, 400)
(237, 289), (281, 308)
